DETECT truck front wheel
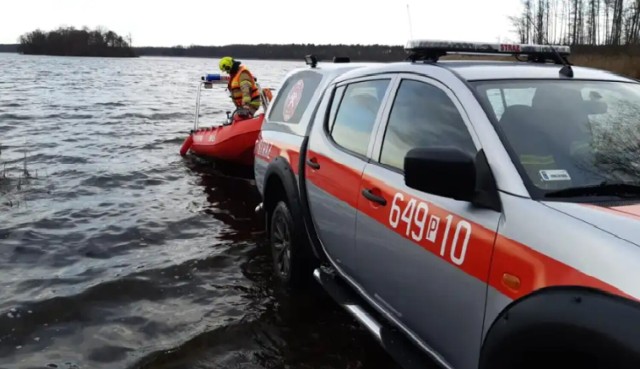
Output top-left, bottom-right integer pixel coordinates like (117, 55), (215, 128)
(269, 200), (312, 289)
(482, 328), (637, 369)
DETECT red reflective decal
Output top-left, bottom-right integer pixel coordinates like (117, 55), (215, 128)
(283, 79), (304, 122)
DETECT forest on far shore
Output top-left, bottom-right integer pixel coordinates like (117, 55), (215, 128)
(16, 26), (135, 57)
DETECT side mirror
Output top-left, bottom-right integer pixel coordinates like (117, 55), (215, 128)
(404, 147), (476, 202)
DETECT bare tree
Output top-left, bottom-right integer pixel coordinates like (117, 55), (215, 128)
(511, 0), (640, 45)
(526, 0), (533, 42)
(536, 0), (546, 43)
(611, 0), (624, 44)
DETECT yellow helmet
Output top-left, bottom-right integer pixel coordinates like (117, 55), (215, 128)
(219, 56), (234, 72)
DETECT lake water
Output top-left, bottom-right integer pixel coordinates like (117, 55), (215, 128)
(0, 53), (400, 369)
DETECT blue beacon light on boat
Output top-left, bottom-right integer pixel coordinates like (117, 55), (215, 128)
(203, 74), (230, 82)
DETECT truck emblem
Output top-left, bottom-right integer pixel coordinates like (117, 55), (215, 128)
(283, 79), (304, 122)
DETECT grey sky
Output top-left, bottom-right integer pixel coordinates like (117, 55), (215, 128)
(1, 0), (523, 46)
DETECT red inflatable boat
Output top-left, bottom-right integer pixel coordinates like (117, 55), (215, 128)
(180, 73), (274, 167)
(180, 113), (265, 166)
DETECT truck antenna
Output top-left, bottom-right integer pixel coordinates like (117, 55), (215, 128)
(525, 13), (573, 77)
(406, 4), (414, 40)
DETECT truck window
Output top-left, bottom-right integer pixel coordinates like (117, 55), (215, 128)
(329, 79), (390, 157)
(327, 85), (346, 133)
(268, 70), (323, 124)
(379, 79), (477, 171)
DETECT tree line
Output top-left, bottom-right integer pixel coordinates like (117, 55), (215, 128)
(7, 35), (408, 61)
(510, 0), (640, 45)
(17, 26), (136, 57)
(134, 44), (407, 62)
(5, 41), (635, 60)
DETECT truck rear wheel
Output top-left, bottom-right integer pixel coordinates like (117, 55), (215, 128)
(269, 200), (312, 289)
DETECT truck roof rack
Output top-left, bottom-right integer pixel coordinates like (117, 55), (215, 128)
(404, 39), (571, 65)
(333, 56), (350, 63)
(304, 55), (351, 67)
(305, 54), (318, 68)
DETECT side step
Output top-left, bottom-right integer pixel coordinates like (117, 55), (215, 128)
(313, 268), (439, 369)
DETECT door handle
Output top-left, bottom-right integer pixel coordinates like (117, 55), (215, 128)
(362, 188), (386, 206)
(306, 158), (320, 169)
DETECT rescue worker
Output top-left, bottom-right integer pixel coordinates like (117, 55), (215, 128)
(218, 56), (261, 118)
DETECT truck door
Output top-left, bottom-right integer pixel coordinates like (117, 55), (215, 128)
(354, 75), (501, 369)
(305, 77), (392, 278)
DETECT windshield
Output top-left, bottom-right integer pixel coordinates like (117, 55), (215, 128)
(472, 79), (640, 198)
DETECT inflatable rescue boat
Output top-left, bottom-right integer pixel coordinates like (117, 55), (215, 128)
(179, 73), (274, 166)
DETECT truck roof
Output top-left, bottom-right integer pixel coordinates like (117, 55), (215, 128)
(427, 60), (635, 82)
(328, 60), (637, 84)
(303, 39), (638, 85)
(281, 61), (378, 78)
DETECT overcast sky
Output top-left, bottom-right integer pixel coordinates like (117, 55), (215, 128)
(1, 0), (523, 46)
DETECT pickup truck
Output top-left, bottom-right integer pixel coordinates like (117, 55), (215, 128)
(253, 40), (640, 369)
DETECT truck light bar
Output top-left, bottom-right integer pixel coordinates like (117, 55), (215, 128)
(404, 39), (571, 64)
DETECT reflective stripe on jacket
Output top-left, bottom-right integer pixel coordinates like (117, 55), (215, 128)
(228, 66), (261, 108)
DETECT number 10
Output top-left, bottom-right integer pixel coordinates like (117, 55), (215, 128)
(440, 215), (471, 265)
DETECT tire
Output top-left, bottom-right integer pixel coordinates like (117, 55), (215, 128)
(484, 336), (631, 369)
(269, 200), (314, 289)
(490, 353), (600, 369)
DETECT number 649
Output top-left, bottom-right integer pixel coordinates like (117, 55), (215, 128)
(389, 192), (471, 266)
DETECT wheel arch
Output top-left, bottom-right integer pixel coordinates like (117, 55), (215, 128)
(263, 156), (300, 238)
(480, 286), (640, 369)
(262, 148), (328, 265)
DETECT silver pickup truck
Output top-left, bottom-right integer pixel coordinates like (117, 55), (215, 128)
(253, 40), (640, 369)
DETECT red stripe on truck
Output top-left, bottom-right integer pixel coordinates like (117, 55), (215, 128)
(260, 139), (634, 302)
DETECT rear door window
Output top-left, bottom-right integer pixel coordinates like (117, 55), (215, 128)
(328, 79), (391, 157)
(268, 70), (323, 124)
